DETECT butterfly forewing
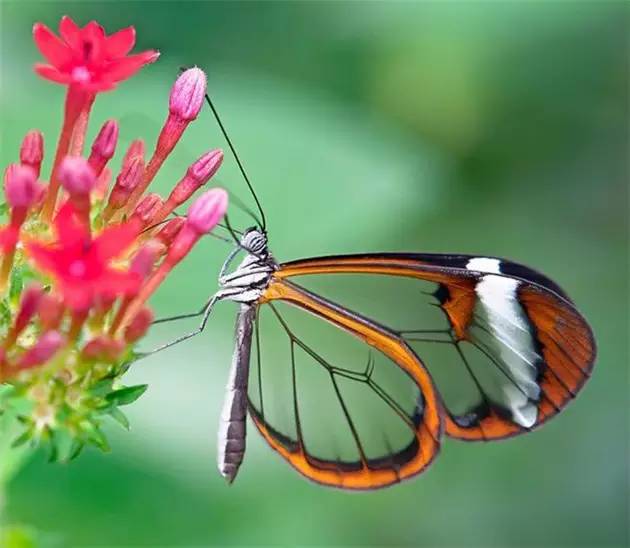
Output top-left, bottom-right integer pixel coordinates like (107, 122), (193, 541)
(270, 254), (595, 442)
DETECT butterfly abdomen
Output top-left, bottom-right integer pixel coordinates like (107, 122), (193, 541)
(217, 304), (256, 483)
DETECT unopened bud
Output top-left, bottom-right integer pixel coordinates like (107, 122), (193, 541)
(169, 68), (207, 122)
(89, 120), (119, 175)
(124, 307), (154, 343)
(11, 283), (44, 340)
(106, 157), (144, 215)
(131, 193), (163, 228)
(187, 188), (228, 235)
(18, 331), (64, 370)
(19, 131), (44, 176)
(4, 164), (44, 209)
(81, 336), (124, 361)
(58, 156), (96, 196)
(122, 139), (145, 168)
(155, 217), (185, 247)
(130, 242), (160, 278)
(39, 293), (64, 330)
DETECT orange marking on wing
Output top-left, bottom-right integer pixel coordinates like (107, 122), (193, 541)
(445, 411), (522, 441)
(256, 279), (442, 490)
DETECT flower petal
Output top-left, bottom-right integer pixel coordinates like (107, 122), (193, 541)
(33, 23), (73, 68)
(59, 15), (81, 50)
(104, 50), (159, 82)
(24, 242), (61, 274)
(60, 282), (93, 312)
(92, 222), (139, 261)
(105, 27), (136, 58)
(34, 63), (72, 84)
(97, 269), (142, 298)
(54, 202), (90, 248)
(82, 79), (117, 93)
(81, 21), (107, 66)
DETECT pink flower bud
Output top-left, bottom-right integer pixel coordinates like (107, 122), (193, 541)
(118, 157), (144, 192)
(187, 188), (228, 235)
(190, 149), (223, 181)
(11, 283), (44, 340)
(130, 242), (160, 278)
(165, 189), (228, 265)
(131, 193), (163, 228)
(169, 68), (207, 122)
(153, 150), (224, 223)
(20, 131), (44, 176)
(39, 293), (64, 330)
(58, 156), (97, 196)
(89, 120), (119, 175)
(81, 336), (124, 361)
(124, 307), (154, 343)
(155, 217), (185, 247)
(122, 139), (145, 168)
(18, 331), (64, 370)
(172, 149), (223, 204)
(4, 164), (44, 209)
(107, 156), (144, 209)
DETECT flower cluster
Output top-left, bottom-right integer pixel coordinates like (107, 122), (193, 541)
(0, 17), (227, 460)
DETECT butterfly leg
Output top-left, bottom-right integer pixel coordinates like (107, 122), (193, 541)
(152, 246), (242, 326)
(138, 288), (241, 359)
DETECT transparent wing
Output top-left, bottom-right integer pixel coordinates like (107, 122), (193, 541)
(248, 286), (442, 490)
(269, 254), (595, 441)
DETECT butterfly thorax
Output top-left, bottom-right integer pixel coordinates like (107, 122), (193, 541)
(218, 228), (276, 304)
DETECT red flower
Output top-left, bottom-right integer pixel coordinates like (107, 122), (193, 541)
(25, 203), (141, 311)
(33, 16), (159, 92)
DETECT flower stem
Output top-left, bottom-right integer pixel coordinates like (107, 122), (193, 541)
(41, 87), (95, 222)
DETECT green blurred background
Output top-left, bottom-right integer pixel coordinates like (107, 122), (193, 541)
(0, 1), (627, 546)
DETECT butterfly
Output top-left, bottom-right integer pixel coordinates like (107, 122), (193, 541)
(148, 91), (596, 491)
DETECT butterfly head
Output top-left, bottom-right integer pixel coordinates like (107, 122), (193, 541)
(241, 227), (268, 257)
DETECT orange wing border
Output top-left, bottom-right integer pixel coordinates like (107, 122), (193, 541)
(254, 279), (443, 490)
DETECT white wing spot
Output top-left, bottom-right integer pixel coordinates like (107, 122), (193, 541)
(466, 257), (501, 274)
(474, 274), (540, 428)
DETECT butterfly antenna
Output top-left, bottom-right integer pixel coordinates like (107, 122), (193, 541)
(226, 189), (264, 228)
(223, 214), (243, 247)
(203, 92), (267, 232)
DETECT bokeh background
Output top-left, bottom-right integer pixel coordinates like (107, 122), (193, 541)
(0, 1), (627, 546)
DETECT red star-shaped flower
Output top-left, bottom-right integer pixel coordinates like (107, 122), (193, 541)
(33, 16), (159, 92)
(26, 203), (141, 311)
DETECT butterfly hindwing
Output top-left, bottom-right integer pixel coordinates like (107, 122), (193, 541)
(248, 281), (442, 490)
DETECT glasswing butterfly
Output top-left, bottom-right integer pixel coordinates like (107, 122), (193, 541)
(147, 89), (596, 491)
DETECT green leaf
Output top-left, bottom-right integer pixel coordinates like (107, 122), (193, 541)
(86, 426), (110, 453)
(105, 384), (148, 406)
(11, 429), (32, 449)
(68, 439), (85, 461)
(108, 407), (130, 430)
(90, 378), (114, 398)
(47, 439), (58, 463)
